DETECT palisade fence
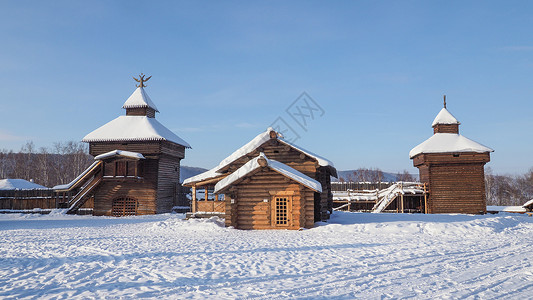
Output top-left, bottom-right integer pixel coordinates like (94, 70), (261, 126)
(0, 190), (57, 210)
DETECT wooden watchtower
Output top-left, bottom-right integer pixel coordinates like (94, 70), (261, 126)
(81, 75), (191, 216)
(410, 97), (493, 214)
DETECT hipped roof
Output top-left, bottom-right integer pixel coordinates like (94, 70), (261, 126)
(432, 108), (460, 126)
(82, 116), (191, 148)
(409, 133), (494, 158)
(122, 87), (159, 112)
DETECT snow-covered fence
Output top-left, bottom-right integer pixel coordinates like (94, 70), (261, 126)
(331, 181), (394, 192)
(332, 182), (427, 213)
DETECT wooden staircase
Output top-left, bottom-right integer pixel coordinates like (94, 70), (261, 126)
(66, 175), (102, 214)
(54, 161), (103, 214)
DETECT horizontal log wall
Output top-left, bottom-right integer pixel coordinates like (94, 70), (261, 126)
(93, 180), (157, 215)
(428, 163), (487, 214)
(414, 152), (490, 214)
(225, 168), (315, 230)
(218, 138), (333, 222)
(89, 141), (162, 157)
(93, 158), (159, 216)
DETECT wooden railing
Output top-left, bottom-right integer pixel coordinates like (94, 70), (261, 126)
(195, 200), (225, 213)
(66, 175), (102, 214)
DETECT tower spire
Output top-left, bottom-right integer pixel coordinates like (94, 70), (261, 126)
(443, 95), (447, 109)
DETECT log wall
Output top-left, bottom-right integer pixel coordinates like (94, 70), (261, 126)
(156, 153), (181, 213)
(88, 140), (186, 216)
(93, 158), (159, 216)
(433, 124), (459, 134)
(218, 138), (333, 222)
(224, 168), (315, 230)
(413, 152), (490, 214)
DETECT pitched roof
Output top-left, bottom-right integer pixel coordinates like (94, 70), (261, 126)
(214, 153), (322, 193)
(183, 127), (336, 185)
(122, 87), (159, 112)
(409, 133), (494, 158)
(82, 115), (191, 148)
(94, 150), (145, 160)
(432, 108), (460, 126)
(0, 179), (49, 190)
(215, 127), (334, 172)
(182, 167), (224, 185)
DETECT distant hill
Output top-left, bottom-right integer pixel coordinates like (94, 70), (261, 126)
(180, 166), (208, 183)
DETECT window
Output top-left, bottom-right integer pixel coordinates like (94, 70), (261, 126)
(116, 161), (126, 176)
(112, 197), (137, 217)
(271, 196), (292, 226)
(275, 197), (289, 225)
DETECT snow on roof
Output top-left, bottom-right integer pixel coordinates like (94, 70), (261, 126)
(184, 127), (336, 185)
(486, 205), (527, 213)
(82, 116), (191, 148)
(183, 167), (223, 185)
(0, 179), (50, 190)
(122, 87), (159, 112)
(214, 128), (274, 172)
(432, 108), (460, 127)
(523, 199), (533, 208)
(53, 161), (101, 190)
(94, 150), (145, 160)
(214, 127), (334, 172)
(214, 153), (322, 193)
(409, 133), (494, 158)
(278, 139), (335, 169)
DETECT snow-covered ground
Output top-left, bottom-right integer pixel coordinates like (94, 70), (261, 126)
(1, 211), (532, 299)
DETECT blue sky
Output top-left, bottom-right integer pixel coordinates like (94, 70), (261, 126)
(1, 1), (532, 174)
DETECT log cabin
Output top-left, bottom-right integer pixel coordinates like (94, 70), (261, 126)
(410, 97), (493, 214)
(183, 127), (337, 229)
(55, 75), (191, 216)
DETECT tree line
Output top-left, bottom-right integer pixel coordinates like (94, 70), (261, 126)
(485, 167), (533, 206)
(0, 141), (92, 188)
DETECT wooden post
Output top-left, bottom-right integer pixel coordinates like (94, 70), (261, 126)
(191, 185), (197, 213)
(205, 187), (208, 201)
(423, 183), (428, 214)
(400, 182), (404, 213)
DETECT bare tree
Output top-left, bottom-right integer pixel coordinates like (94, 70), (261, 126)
(396, 170), (415, 182)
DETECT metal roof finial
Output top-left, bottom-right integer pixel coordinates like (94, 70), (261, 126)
(133, 73), (152, 88)
(443, 95), (447, 109)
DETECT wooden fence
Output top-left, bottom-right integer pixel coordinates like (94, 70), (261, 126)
(0, 190), (57, 210)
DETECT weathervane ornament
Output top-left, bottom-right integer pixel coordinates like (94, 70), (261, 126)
(133, 73), (152, 88)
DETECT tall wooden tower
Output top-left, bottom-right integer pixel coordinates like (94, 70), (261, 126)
(410, 97), (493, 214)
(81, 75), (191, 216)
